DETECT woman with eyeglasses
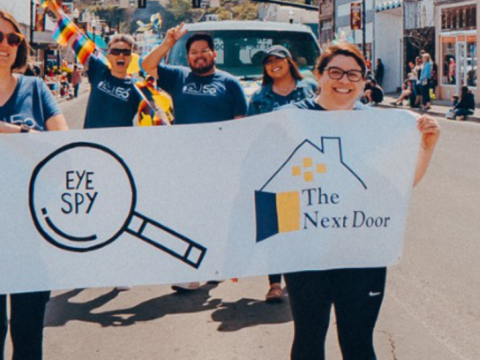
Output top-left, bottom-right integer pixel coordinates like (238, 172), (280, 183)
(46, 2), (141, 129)
(282, 43), (440, 360)
(247, 45), (317, 302)
(0, 10), (69, 359)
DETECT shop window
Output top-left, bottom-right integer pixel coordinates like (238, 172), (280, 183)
(467, 39), (477, 87)
(442, 37), (456, 85)
(441, 5), (477, 31)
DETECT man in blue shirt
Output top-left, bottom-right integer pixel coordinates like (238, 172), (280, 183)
(142, 25), (247, 291)
(142, 24), (247, 124)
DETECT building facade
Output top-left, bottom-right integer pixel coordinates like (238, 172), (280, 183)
(434, 0), (478, 102)
(374, 0), (404, 92)
(334, 0), (374, 65)
(318, 0), (335, 46)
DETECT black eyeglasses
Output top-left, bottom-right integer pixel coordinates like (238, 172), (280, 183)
(0, 31), (24, 47)
(109, 48), (132, 56)
(325, 67), (364, 82)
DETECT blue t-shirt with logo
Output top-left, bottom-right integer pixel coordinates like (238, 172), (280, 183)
(0, 75), (61, 131)
(156, 64), (247, 124)
(84, 55), (141, 129)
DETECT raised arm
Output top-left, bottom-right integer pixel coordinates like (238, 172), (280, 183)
(413, 114), (440, 187)
(142, 23), (188, 79)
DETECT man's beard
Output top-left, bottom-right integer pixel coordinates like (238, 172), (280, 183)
(189, 59), (215, 75)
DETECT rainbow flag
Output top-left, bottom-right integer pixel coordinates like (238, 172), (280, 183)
(72, 35), (96, 65)
(52, 17), (77, 46)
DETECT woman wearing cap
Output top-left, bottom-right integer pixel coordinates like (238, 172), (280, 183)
(282, 43), (439, 359)
(0, 10), (68, 359)
(247, 45), (317, 302)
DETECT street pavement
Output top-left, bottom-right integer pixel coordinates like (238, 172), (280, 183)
(5, 90), (480, 360)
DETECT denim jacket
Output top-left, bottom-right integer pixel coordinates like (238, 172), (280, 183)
(247, 78), (318, 116)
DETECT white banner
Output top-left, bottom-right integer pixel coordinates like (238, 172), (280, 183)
(0, 109), (420, 294)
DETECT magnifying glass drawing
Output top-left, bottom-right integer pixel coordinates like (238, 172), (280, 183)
(29, 142), (207, 269)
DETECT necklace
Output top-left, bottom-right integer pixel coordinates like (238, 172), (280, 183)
(273, 82), (295, 95)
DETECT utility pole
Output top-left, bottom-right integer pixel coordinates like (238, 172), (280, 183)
(362, 0), (366, 60)
(30, 0), (35, 46)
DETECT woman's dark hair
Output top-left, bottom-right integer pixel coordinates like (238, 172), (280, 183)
(262, 56), (303, 86)
(186, 33), (214, 53)
(460, 85), (469, 98)
(316, 43), (366, 77)
(0, 10), (28, 72)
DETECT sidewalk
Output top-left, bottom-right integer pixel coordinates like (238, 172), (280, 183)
(381, 94), (480, 122)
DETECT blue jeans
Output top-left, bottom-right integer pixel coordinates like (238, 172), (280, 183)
(0, 291), (50, 360)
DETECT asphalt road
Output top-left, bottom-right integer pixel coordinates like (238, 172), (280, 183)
(6, 96), (478, 359)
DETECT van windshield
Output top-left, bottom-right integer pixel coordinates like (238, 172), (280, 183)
(168, 30), (320, 79)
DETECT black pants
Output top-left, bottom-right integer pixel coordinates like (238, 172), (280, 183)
(284, 268), (386, 360)
(0, 291), (51, 360)
(421, 84), (431, 105)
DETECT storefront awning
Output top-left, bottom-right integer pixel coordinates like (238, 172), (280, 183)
(375, 0), (402, 12)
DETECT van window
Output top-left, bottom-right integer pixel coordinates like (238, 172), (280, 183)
(168, 30), (320, 79)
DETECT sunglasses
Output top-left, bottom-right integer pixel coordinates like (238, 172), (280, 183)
(0, 31), (24, 47)
(109, 48), (132, 56)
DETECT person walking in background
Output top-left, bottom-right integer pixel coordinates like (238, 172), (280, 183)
(0, 10), (69, 360)
(419, 53), (432, 111)
(281, 43), (440, 360)
(247, 45), (317, 302)
(446, 86), (475, 120)
(71, 64), (82, 98)
(142, 24), (247, 292)
(374, 59), (384, 87)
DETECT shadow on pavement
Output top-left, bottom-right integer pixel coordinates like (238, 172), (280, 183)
(210, 291), (292, 332)
(45, 284), (292, 330)
(45, 284), (222, 328)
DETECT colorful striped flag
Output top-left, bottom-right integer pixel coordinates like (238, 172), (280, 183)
(72, 35), (96, 65)
(52, 17), (77, 46)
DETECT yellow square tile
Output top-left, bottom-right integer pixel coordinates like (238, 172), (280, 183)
(303, 157), (313, 168)
(292, 165), (301, 176)
(316, 163), (327, 173)
(304, 171), (314, 182)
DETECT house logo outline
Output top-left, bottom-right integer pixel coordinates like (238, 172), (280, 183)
(255, 137), (367, 242)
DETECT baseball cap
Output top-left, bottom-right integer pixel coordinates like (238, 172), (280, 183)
(262, 45), (292, 64)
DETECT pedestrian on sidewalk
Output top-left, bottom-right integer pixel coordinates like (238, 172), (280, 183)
(281, 42), (440, 360)
(71, 64), (82, 98)
(446, 86), (475, 120)
(247, 45), (317, 302)
(0, 10), (69, 360)
(419, 53), (433, 111)
(374, 59), (384, 87)
(411, 56), (423, 108)
(361, 78), (384, 105)
(389, 77), (414, 107)
(142, 24), (247, 293)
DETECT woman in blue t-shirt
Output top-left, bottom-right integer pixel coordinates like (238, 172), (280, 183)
(0, 10), (68, 360)
(284, 43), (440, 360)
(247, 45), (317, 303)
